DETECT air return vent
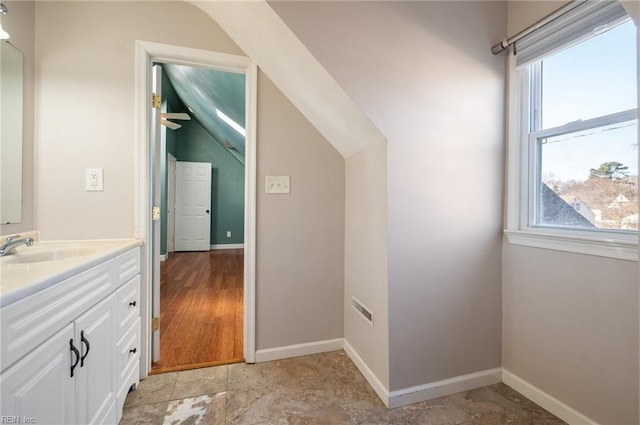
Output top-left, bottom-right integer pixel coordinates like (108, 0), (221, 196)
(351, 297), (373, 325)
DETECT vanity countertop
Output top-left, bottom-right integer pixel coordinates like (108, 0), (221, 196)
(0, 239), (142, 307)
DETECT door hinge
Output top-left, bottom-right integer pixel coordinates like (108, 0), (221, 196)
(151, 317), (160, 332)
(152, 93), (161, 109)
(152, 206), (160, 221)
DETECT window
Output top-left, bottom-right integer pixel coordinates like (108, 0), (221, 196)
(506, 1), (638, 260)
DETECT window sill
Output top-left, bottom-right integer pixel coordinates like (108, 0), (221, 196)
(504, 230), (638, 261)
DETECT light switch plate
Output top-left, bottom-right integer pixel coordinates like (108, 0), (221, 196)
(85, 168), (104, 191)
(265, 176), (290, 194)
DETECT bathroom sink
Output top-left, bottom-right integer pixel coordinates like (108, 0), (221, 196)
(0, 244), (103, 264)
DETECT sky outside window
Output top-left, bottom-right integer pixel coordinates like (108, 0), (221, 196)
(542, 19), (637, 129)
(540, 19), (637, 183)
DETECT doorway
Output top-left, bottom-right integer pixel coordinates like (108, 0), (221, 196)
(152, 62), (247, 373)
(134, 41), (257, 378)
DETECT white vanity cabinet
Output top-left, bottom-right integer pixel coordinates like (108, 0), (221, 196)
(0, 245), (141, 425)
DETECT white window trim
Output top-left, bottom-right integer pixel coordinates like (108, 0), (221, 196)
(504, 51), (639, 262)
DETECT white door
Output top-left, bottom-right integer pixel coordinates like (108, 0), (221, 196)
(167, 154), (177, 253)
(175, 161), (212, 251)
(151, 64), (162, 362)
(0, 324), (76, 425)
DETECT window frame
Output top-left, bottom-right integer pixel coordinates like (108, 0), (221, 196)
(504, 29), (639, 261)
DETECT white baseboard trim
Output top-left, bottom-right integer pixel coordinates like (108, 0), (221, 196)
(342, 339), (501, 409)
(502, 369), (599, 425)
(342, 339), (391, 407)
(210, 243), (244, 250)
(388, 367), (502, 409)
(254, 338), (343, 363)
(160, 253), (168, 261)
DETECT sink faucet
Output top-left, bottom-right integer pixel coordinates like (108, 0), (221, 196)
(0, 235), (35, 256)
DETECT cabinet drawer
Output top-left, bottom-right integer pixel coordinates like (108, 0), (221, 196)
(115, 248), (140, 288)
(116, 318), (140, 393)
(1, 262), (114, 371)
(114, 275), (140, 337)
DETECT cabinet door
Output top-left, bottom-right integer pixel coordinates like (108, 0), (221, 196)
(75, 294), (117, 425)
(0, 323), (77, 425)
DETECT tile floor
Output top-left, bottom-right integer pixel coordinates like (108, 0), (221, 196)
(120, 350), (566, 425)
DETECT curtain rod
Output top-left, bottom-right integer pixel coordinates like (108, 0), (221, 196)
(491, 0), (586, 55)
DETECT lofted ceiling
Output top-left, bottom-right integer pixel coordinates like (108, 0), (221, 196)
(163, 64), (246, 164)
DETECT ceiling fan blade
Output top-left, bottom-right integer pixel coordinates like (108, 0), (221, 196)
(161, 118), (182, 130)
(161, 112), (191, 121)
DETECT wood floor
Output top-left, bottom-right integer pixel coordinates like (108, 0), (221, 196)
(151, 249), (244, 373)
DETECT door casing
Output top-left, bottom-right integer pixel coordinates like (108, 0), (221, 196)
(134, 40), (257, 377)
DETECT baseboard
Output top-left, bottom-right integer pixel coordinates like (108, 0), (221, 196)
(342, 340), (501, 409)
(210, 243), (244, 250)
(502, 369), (599, 425)
(254, 338), (343, 363)
(342, 339), (391, 407)
(160, 253), (168, 261)
(388, 367), (502, 408)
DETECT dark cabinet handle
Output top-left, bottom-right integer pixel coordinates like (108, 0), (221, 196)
(129, 348), (137, 354)
(70, 339), (80, 378)
(206, 210), (210, 214)
(80, 331), (90, 367)
(129, 300), (137, 307)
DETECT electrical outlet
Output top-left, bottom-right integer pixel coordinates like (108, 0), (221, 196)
(226, 231), (232, 238)
(85, 168), (104, 191)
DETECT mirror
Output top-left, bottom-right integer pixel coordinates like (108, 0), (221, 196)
(0, 41), (23, 224)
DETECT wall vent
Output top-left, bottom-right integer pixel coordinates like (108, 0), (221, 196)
(351, 297), (373, 325)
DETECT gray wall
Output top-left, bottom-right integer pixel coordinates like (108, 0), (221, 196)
(503, 245), (638, 424)
(502, 2), (639, 424)
(272, 0), (506, 392)
(344, 142), (390, 389)
(0, 1), (34, 235)
(256, 71), (345, 349)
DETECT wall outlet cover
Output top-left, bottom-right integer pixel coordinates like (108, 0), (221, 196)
(85, 168), (104, 191)
(265, 176), (290, 194)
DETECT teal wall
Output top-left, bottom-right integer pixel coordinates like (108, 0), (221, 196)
(176, 119), (245, 245)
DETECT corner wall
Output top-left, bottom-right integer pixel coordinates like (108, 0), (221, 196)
(272, 0), (505, 396)
(344, 142), (390, 392)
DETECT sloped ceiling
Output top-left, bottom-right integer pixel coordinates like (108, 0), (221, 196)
(188, 0), (386, 158)
(164, 64), (246, 164)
